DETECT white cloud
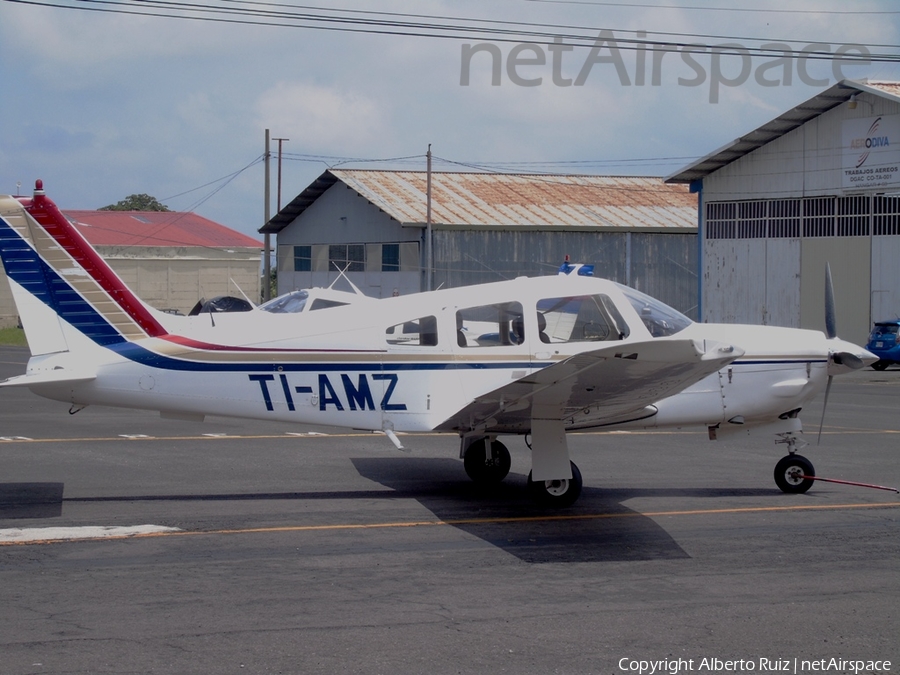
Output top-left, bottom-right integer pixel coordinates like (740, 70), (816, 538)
(1, 0), (898, 237)
(255, 82), (391, 154)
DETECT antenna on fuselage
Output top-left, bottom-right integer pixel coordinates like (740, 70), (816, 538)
(229, 277), (256, 307)
(328, 262), (365, 296)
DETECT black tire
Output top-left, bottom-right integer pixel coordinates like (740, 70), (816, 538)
(774, 454), (815, 494)
(872, 360), (889, 371)
(463, 438), (511, 483)
(527, 461), (583, 507)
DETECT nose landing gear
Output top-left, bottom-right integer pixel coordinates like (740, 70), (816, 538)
(774, 454), (816, 494)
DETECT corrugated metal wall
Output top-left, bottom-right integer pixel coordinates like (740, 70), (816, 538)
(433, 229), (698, 319)
(704, 239), (801, 327)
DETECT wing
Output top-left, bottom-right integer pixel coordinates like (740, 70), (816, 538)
(436, 338), (741, 433)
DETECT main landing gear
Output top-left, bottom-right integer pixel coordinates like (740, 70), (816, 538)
(462, 435), (584, 507)
(463, 438), (511, 484)
(773, 432), (816, 494)
(527, 462), (583, 507)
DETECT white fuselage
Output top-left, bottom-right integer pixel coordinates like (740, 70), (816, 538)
(18, 274), (858, 439)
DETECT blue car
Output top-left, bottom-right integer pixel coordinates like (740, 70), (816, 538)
(865, 320), (900, 370)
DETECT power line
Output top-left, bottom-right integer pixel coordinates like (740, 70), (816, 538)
(161, 154), (265, 202)
(3, 0), (898, 61)
(520, 0), (900, 15)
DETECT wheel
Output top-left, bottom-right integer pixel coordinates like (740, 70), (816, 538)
(463, 438), (511, 483)
(872, 360), (889, 371)
(527, 461), (583, 507)
(774, 454), (815, 494)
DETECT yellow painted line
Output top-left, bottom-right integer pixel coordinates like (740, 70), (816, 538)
(3, 501), (898, 547)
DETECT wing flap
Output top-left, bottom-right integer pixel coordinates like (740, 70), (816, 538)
(437, 338), (741, 433)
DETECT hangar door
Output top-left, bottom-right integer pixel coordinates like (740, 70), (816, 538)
(799, 237), (870, 346)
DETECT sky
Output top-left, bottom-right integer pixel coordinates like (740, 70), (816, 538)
(1, 0), (899, 241)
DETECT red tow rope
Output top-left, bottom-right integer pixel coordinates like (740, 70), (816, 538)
(802, 475), (899, 493)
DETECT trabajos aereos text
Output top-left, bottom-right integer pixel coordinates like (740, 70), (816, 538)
(618, 658), (892, 675)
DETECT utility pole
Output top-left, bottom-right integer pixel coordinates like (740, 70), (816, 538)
(426, 144), (432, 292)
(263, 129), (271, 302)
(274, 137), (289, 212)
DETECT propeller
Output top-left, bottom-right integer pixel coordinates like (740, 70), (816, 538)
(824, 263), (836, 340)
(816, 263), (868, 443)
(817, 263), (835, 445)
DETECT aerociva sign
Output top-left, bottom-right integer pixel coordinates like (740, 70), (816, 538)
(843, 114), (900, 191)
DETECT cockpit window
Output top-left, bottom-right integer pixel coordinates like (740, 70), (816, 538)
(258, 290), (309, 314)
(258, 291), (350, 314)
(537, 294), (629, 343)
(615, 284), (692, 337)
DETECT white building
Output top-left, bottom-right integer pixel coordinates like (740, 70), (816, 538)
(668, 79), (900, 345)
(263, 170), (700, 317)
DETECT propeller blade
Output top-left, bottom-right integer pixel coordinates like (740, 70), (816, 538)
(817, 374), (833, 445)
(824, 262), (836, 339)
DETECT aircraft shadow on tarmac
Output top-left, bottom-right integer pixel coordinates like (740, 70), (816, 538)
(0, 457), (777, 564)
(0, 482), (64, 519)
(350, 457), (777, 564)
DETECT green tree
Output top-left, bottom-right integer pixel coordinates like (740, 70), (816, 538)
(99, 194), (170, 211)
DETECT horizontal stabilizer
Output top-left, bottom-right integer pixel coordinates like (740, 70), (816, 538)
(0, 370), (96, 389)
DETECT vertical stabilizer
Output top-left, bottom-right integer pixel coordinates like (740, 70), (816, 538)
(0, 193), (69, 355)
(0, 181), (167, 357)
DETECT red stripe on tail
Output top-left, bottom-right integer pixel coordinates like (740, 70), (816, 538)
(23, 182), (167, 338)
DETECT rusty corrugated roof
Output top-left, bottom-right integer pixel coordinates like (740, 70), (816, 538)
(868, 81), (900, 99)
(263, 170), (696, 233)
(63, 210), (263, 248)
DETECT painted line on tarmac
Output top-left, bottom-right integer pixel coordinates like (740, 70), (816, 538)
(2, 502), (897, 547)
(0, 525), (181, 544)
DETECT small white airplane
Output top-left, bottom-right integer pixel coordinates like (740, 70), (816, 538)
(0, 181), (876, 506)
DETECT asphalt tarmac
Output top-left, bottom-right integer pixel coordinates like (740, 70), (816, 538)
(0, 344), (897, 675)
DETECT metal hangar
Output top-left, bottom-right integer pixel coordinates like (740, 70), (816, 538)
(262, 169), (699, 317)
(668, 79), (900, 345)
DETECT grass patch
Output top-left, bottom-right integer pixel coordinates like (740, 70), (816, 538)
(0, 326), (28, 347)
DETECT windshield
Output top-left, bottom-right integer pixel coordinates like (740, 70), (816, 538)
(258, 290), (309, 314)
(615, 284), (692, 337)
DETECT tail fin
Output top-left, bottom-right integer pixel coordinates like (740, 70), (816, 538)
(0, 180), (167, 356)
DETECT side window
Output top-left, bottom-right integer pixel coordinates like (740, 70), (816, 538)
(329, 244), (365, 272)
(537, 295), (629, 343)
(382, 244), (400, 272)
(456, 302), (525, 347)
(309, 299), (348, 311)
(293, 245), (311, 272)
(386, 316), (438, 346)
